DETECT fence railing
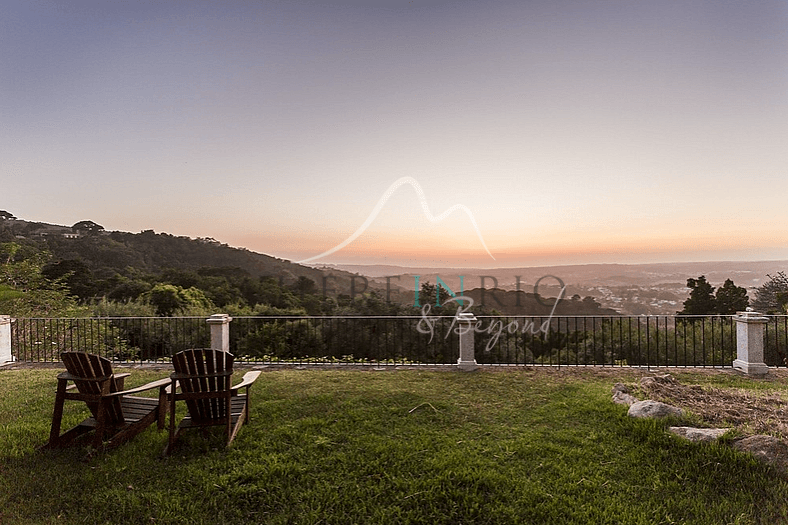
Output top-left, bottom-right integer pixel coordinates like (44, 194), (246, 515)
(7, 314), (788, 368)
(473, 315), (740, 367)
(10, 317), (210, 362)
(229, 316), (459, 365)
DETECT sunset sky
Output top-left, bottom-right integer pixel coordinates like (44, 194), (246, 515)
(4, 1), (787, 268)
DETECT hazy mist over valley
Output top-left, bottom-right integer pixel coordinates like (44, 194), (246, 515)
(320, 261), (788, 316)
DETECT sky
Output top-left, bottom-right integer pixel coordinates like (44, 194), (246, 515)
(3, 0), (788, 269)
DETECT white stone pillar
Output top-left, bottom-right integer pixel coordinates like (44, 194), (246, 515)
(733, 309), (769, 376)
(207, 313), (232, 353)
(0, 316), (13, 365)
(457, 312), (478, 371)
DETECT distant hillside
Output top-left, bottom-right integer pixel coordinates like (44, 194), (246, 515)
(324, 261), (788, 290)
(460, 288), (618, 316)
(0, 218), (365, 296)
(396, 286), (617, 316)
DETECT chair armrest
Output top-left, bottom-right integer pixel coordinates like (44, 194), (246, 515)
(231, 371), (261, 394)
(165, 380), (177, 395)
(104, 377), (171, 398)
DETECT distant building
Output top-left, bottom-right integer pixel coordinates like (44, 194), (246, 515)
(35, 227), (81, 239)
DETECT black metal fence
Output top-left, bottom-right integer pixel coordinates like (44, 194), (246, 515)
(473, 315), (740, 367)
(9, 314), (788, 368)
(229, 316), (459, 365)
(10, 317), (209, 362)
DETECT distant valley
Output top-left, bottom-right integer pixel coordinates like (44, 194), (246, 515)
(321, 261), (788, 315)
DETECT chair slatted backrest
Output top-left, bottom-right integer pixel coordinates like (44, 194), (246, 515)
(172, 349), (234, 422)
(60, 352), (123, 424)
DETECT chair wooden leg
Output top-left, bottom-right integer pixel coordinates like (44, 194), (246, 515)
(168, 401), (176, 451)
(244, 389), (251, 424)
(157, 386), (167, 430)
(226, 396), (232, 447)
(46, 380), (68, 448)
(93, 398), (109, 449)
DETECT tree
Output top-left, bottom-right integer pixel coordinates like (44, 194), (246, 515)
(677, 276), (716, 316)
(249, 277), (300, 310)
(106, 277), (152, 302)
(414, 281), (455, 315)
(71, 220), (104, 235)
(41, 259), (95, 301)
(289, 276), (318, 297)
(753, 272), (788, 313)
(0, 242), (83, 316)
(715, 279), (749, 314)
(144, 284), (214, 316)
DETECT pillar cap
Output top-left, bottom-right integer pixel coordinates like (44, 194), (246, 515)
(457, 312), (477, 322)
(734, 309), (768, 322)
(206, 313), (233, 324)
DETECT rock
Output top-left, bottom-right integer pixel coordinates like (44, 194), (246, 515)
(669, 427), (730, 442)
(733, 435), (788, 472)
(612, 383), (638, 405)
(613, 391), (638, 406)
(612, 383), (630, 394)
(640, 374), (676, 388)
(628, 400), (683, 419)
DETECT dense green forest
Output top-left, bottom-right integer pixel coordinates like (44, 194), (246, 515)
(0, 217), (410, 317)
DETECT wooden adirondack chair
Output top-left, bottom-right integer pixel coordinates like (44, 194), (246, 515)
(44, 352), (169, 450)
(164, 349), (260, 455)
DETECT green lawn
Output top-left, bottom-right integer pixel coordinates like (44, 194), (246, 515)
(1, 366), (786, 524)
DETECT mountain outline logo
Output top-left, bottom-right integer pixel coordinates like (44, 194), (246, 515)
(298, 176), (495, 264)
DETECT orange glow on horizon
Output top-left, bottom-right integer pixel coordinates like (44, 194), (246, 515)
(229, 228), (787, 268)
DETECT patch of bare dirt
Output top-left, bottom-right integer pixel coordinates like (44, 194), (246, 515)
(638, 374), (788, 440)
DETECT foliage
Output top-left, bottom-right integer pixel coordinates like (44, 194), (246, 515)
(334, 290), (407, 316)
(677, 275), (716, 315)
(41, 258), (96, 300)
(105, 276), (152, 302)
(2, 218), (353, 311)
(415, 280), (453, 309)
(90, 297), (158, 317)
(71, 220), (104, 234)
(0, 242), (86, 317)
(677, 276), (749, 316)
(235, 319), (326, 359)
(0, 284), (24, 303)
(144, 284), (215, 317)
(753, 272), (788, 314)
(715, 278), (749, 314)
